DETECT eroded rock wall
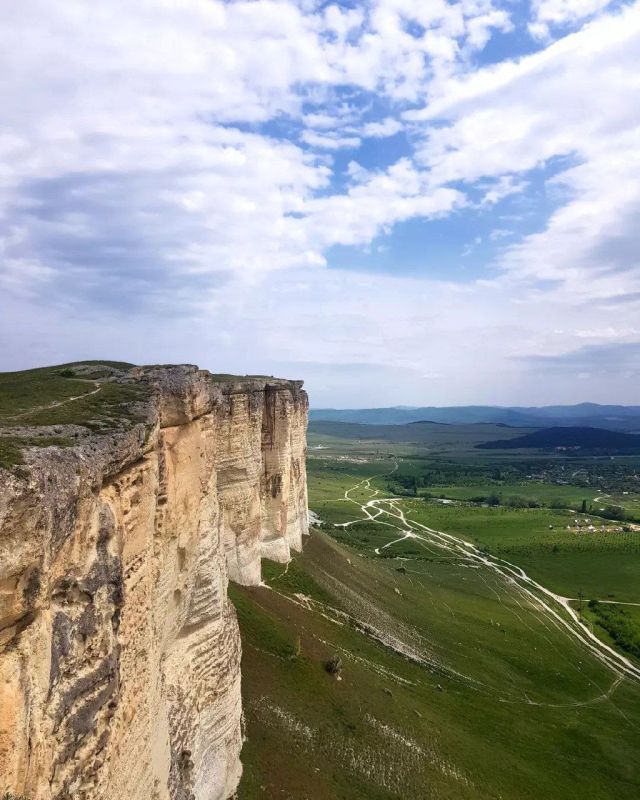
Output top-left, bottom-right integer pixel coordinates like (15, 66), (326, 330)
(0, 365), (308, 800)
(260, 384), (308, 563)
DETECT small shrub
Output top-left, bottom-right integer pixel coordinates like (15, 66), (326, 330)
(589, 601), (640, 658)
(325, 655), (342, 675)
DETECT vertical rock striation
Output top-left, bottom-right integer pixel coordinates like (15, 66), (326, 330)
(0, 365), (308, 800)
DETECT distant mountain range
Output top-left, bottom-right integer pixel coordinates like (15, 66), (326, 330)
(309, 420), (531, 448)
(478, 426), (640, 452)
(310, 403), (640, 432)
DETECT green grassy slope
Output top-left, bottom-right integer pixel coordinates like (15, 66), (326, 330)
(0, 363), (121, 418)
(235, 531), (640, 800)
(0, 362), (143, 424)
(235, 447), (640, 799)
(0, 362), (148, 468)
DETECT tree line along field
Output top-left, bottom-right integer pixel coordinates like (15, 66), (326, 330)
(312, 453), (640, 521)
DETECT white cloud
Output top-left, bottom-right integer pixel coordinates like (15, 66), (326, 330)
(361, 118), (404, 138)
(405, 3), (640, 300)
(500, 137), (640, 299)
(301, 130), (362, 150)
(529, 0), (613, 39)
(0, 0), (639, 403)
(302, 159), (465, 248)
(479, 175), (529, 207)
(466, 8), (513, 49)
(0, 0), (513, 303)
(303, 112), (343, 130)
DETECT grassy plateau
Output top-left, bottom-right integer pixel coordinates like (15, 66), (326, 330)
(0, 362), (149, 469)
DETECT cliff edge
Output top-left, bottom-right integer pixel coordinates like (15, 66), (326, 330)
(0, 362), (308, 800)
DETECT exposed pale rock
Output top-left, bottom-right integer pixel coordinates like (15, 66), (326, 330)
(0, 365), (308, 800)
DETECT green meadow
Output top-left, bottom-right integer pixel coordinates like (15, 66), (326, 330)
(235, 530), (640, 799)
(236, 441), (640, 799)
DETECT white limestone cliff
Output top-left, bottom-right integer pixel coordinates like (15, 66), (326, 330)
(0, 364), (308, 800)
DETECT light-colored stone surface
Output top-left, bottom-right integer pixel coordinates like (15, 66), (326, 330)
(0, 365), (308, 800)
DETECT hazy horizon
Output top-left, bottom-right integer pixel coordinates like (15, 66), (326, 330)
(309, 400), (640, 410)
(1, 355), (639, 409)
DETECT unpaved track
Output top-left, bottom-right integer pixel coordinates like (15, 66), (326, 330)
(336, 467), (640, 685)
(4, 382), (102, 421)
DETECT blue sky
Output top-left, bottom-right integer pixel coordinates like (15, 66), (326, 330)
(1, 0), (639, 406)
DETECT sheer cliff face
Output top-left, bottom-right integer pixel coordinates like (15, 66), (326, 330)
(216, 383), (308, 585)
(0, 365), (308, 800)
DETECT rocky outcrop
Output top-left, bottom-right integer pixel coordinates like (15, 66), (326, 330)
(0, 365), (308, 800)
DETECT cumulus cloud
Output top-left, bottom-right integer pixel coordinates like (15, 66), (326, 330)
(408, 3), (640, 299)
(529, 0), (613, 39)
(1, 0), (639, 404)
(361, 118), (404, 138)
(0, 0), (515, 306)
(300, 130), (362, 150)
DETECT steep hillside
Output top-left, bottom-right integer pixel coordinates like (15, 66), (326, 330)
(234, 528), (640, 800)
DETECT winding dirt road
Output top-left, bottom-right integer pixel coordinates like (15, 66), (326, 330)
(336, 468), (640, 685)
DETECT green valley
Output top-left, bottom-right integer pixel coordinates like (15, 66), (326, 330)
(236, 425), (640, 799)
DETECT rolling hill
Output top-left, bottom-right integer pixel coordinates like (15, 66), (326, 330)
(477, 426), (640, 451)
(310, 403), (640, 431)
